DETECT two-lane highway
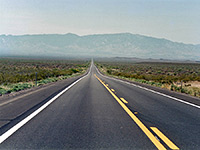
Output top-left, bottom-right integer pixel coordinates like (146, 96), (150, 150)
(0, 62), (200, 149)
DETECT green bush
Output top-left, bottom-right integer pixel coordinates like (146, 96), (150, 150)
(71, 68), (79, 73)
(0, 88), (7, 94)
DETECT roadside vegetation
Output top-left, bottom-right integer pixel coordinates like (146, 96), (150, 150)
(96, 61), (200, 98)
(0, 58), (89, 95)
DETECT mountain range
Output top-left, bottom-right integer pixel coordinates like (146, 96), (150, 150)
(0, 33), (199, 60)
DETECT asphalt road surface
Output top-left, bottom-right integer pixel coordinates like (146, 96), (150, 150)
(0, 62), (199, 150)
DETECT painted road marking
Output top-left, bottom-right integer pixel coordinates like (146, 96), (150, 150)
(0, 64), (93, 144)
(95, 66), (200, 109)
(151, 127), (179, 150)
(111, 89), (115, 92)
(95, 74), (167, 150)
(120, 98), (128, 104)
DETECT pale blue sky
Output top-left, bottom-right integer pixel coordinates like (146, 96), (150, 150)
(0, 0), (200, 44)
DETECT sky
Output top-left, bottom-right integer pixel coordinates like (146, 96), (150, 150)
(0, 0), (200, 44)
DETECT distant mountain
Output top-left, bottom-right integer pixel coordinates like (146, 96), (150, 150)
(0, 33), (199, 60)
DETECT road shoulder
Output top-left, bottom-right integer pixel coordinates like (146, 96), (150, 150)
(96, 66), (200, 107)
(0, 74), (85, 129)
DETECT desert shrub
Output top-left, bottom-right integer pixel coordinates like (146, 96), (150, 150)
(0, 88), (7, 94)
(107, 69), (112, 74)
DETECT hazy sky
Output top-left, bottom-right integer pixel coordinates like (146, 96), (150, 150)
(0, 0), (200, 44)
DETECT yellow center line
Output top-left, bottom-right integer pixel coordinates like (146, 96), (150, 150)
(94, 74), (166, 150)
(111, 89), (115, 92)
(151, 127), (179, 150)
(120, 98), (128, 104)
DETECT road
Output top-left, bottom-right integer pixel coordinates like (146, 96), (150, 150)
(0, 62), (200, 149)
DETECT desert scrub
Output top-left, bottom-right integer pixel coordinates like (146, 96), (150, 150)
(0, 87), (7, 95)
(0, 58), (89, 85)
(0, 58), (89, 95)
(0, 82), (33, 95)
(0, 70), (85, 95)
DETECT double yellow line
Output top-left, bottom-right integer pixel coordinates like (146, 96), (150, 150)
(94, 74), (179, 150)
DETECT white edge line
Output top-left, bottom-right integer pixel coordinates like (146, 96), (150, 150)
(0, 63), (92, 144)
(95, 65), (200, 109)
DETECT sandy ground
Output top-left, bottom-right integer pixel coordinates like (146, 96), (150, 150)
(187, 81), (200, 88)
